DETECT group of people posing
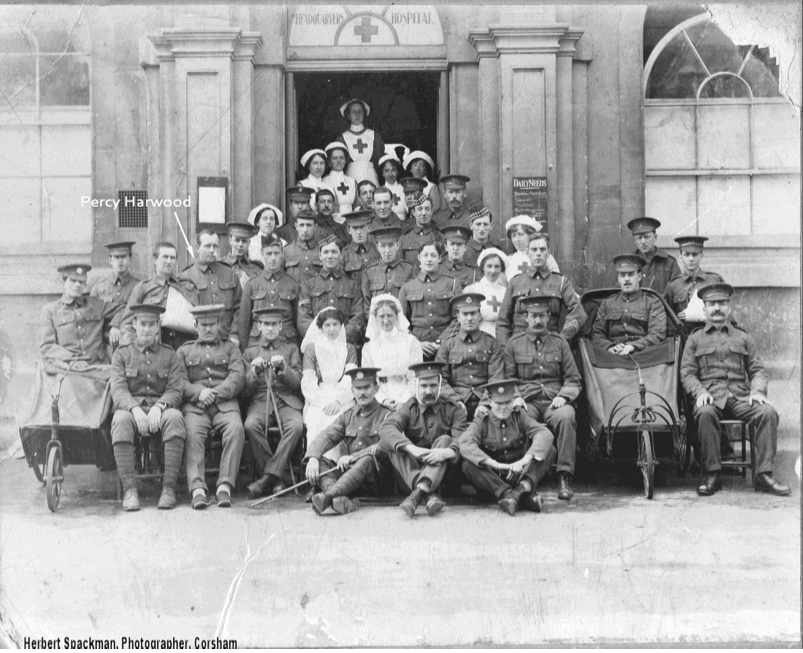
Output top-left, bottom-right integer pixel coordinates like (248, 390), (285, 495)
(36, 98), (791, 516)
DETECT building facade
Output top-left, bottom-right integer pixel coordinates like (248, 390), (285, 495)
(0, 4), (799, 428)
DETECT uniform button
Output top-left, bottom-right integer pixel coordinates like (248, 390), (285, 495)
(429, 313), (433, 317)
(428, 302), (432, 305)
(540, 366), (543, 369)
(503, 437), (507, 441)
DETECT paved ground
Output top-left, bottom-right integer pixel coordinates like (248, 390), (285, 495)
(1, 446), (799, 648)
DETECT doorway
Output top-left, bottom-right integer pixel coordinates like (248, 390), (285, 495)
(292, 71), (441, 184)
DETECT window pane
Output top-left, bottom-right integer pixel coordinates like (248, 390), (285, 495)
(39, 55), (90, 106)
(697, 176), (751, 235)
(1, 177), (41, 244)
(0, 54), (36, 113)
(645, 176), (697, 236)
(644, 106), (696, 170)
(41, 124), (91, 176)
(41, 177), (92, 245)
(646, 32), (708, 99)
(0, 125), (39, 177)
(752, 175), (800, 235)
(698, 104), (750, 169)
(685, 22), (744, 76)
(740, 49), (782, 98)
(753, 103), (801, 169)
(698, 74), (751, 99)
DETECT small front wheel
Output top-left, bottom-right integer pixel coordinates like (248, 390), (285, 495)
(638, 430), (655, 500)
(46, 446), (63, 512)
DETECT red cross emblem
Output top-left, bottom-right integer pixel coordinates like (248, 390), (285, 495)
(354, 138), (368, 154)
(354, 16), (379, 43)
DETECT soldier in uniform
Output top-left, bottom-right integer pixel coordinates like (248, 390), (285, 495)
(179, 230), (242, 345)
(361, 226), (415, 320)
(90, 241), (140, 348)
(503, 296), (582, 500)
(40, 264), (119, 370)
(435, 292), (503, 420)
(664, 236), (725, 331)
(440, 226), (478, 291)
(464, 205), (505, 269)
(223, 222), (263, 287)
(356, 179), (376, 212)
(314, 187), (350, 245)
(305, 367), (393, 515)
(276, 186), (315, 243)
(283, 209), (322, 284)
(340, 209), (379, 286)
(399, 176), (427, 214)
(680, 283), (790, 497)
(398, 242), (460, 360)
(459, 379), (556, 516)
(497, 233), (586, 348)
(121, 242), (199, 350)
(379, 362), (468, 517)
(176, 304), (245, 509)
(241, 307), (305, 498)
(110, 304), (186, 511)
(239, 235), (301, 350)
(398, 192), (441, 272)
(433, 174), (471, 231)
(298, 235), (364, 345)
(591, 254), (667, 355)
(367, 186), (406, 236)
(626, 217), (681, 294)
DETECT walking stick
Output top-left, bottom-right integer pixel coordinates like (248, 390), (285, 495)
(249, 466), (339, 508)
(266, 364), (300, 493)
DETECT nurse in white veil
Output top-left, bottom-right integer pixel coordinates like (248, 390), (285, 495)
(361, 294), (423, 410)
(300, 307), (358, 460)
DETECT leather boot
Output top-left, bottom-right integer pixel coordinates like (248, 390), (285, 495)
(122, 488), (140, 512)
(425, 492), (446, 516)
(522, 490), (542, 513)
(498, 484), (526, 516)
(158, 487), (177, 510)
(697, 472), (722, 496)
(400, 487), (427, 518)
(332, 497), (360, 514)
(755, 472), (791, 496)
(311, 491), (334, 515)
(248, 473), (279, 498)
(558, 473), (574, 501)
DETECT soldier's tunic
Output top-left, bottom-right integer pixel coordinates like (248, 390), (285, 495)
(637, 247), (681, 294)
(121, 276), (199, 349)
(591, 290), (667, 351)
(367, 213), (408, 240)
(397, 270), (460, 346)
(315, 215), (350, 245)
(663, 268), (725, 319)
(435, 328), (503, 416)
(398, 224), (441, 271)
(496, 267), (586, 348)
(110, 341), (185, 444)
(360, 257), (416, 320)
(340, 240), (380, 287)
(177, 338), (245, 493)
(459, 411), (556, 498)
(681, 321), (778, 475)
(179, 261), (242, 342)
(283, 238), (322, 284)
(90, 271), (140, 334)
(440, 259), (478, 292)
(40, 294), (118, 367)
(433, 204), (470, 231)
(464, 237), (505, 269)
(222, 253), (263, 289)
(298, 268), (364, 344)
(304, 398), (393, 497)
(504, 331), (582, 474)
(242, 338), (304, 479)
(379, 396), (468, 493)
(238, 270), (301, 350)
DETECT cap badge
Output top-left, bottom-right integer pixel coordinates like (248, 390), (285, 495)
(76, 267), (83, 274)
(466, 297), (472, 304)
(498, 387), (505, 394)
(356, 372), (364, 380)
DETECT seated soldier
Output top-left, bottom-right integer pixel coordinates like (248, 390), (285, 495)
(239, 234), (301, 350)
(90, 241), (140, 349)
(680, 283), (791, 497)
(379, 362), (468, 518)
(361, 226), (415, 322)
(663, 236), (725, 330)
(110, 304), (186, 511)
(459, 379), (556, 516)
(398, 192), (441, 272)
(440, 226), (478, 291)
(435, 292), (503, 420)
(283, 209), (322, 284)
(242, 307), (305, 498)
(503, 296), (582, 500)
(591, 254), (667, 355)
(304, 367), (393, 516)
(297, 235), (364, 345)
(398, 242), (460, 360)
(176, 305), (245, 509)
(340, 209), (379, 287)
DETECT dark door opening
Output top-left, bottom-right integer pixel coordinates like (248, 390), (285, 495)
(294, 71), (440, 183)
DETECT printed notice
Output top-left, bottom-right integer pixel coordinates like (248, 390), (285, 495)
(198, 186), (226, 224)
(512, 177), (548, 231)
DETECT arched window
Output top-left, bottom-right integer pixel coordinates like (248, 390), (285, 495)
(643, 10), (799, 249)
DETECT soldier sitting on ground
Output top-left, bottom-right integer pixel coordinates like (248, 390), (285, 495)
(459, 379), (556, 516)
(305, 367), (393, 516)
(110, 304), (186, 511)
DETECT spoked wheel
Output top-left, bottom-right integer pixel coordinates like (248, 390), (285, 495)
(46, 446), (63, 512)
(638, 429), (655, 500)
(31, 455), (45, 484)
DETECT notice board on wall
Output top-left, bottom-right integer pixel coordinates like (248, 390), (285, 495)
(512, 177), (548, 231)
